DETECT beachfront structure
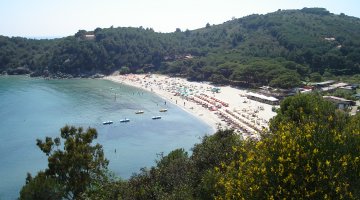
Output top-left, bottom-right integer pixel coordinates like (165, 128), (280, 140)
(84, 34), (95, 40)
(323, 96), (355, 110)
(246, 92), (279, 105)
(321, 82), (349, 92)
(309, 80), (336, 87)
(324, 37), (336, 41)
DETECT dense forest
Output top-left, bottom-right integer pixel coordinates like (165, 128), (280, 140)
(1, 8), (360, 88)
(19, 94), (360, 199)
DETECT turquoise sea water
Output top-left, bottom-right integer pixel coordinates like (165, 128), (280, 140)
(0, 76), (212, 199)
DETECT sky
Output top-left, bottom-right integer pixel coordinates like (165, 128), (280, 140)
(0, 0), (359, 38)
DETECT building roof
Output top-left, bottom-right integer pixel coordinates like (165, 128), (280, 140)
(321, 82), (350, 91)
(84, 34), (95, 40)
(339, 86), (353, 90)
(323, 96), (354, 103)
(246, 92), (279, 102)
(330, 82), (348, 88)
(309, 80), (335, 86)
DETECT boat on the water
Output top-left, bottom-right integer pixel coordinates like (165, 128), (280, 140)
(159, 108), (168, 112)
(135, 110), (144, 114)
(152, 116), (161, 120)
(120, 118), (130, 123)
(103, 121), (113, 125)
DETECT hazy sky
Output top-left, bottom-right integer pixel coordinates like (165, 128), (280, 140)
(1, 0), (359, 37)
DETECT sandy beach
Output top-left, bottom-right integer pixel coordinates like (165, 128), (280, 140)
(105, 74), (278, 139)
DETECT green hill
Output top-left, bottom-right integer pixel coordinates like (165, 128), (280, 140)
(1, 8), (360, 88)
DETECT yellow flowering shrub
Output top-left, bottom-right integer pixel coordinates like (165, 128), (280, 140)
(215, 95), (360, 199)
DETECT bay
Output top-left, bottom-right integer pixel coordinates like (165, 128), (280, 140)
(0, 76), (212, 199)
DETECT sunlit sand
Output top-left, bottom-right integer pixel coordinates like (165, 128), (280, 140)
(105, 74), (278, 139)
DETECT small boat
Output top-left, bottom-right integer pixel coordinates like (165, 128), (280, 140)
(135, 110), (144, 114)
(120, 118), (130, 123)
(152, 116), (161, 120)
(103, 121), (113, 125)
(159, 108), (168, 112)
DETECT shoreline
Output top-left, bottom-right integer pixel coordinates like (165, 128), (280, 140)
(105, 75), (220, 133)
(105, 74), (278, 139)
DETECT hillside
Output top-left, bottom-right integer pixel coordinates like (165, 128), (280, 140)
(1, 8), (360, 88)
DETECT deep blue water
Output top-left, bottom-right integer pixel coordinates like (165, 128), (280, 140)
(0, 76), (212, 199)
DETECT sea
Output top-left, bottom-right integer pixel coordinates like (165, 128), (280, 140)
(0, 76), (213, 199)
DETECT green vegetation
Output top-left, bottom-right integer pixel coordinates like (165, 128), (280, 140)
(20, 94), (360, 199)
(324, 88), (357, 101)
(216, 94), (359, 199)
(20, 126), (109, 200)
(1, 8), (360, 88)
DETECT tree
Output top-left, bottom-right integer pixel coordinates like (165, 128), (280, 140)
(155, 149), (194, 199)
(119, 66), (130, 74)
(20, 126), (109, 200)
(269, 72), (302, 89)
(269, 94), (336, 131)
(192, 129), (242, 172)
(209, 74), (227, 84)
(135, 68), (144, 74)
(94, 27), (102, 34)
(81, 170), (125, 200)
(191, 129), (243, 199)
(215, 95), (360, 199)
(309, 72), (322, 82)
(19, 172), (63, 200)
(185, 29), (191, 37)
(330, 88), (356, 101)
(74, 30), (87, 39)
(122, 149), (194, 200)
